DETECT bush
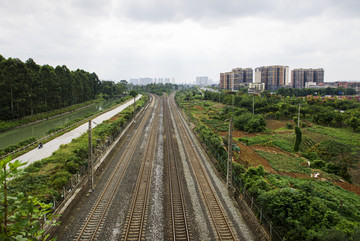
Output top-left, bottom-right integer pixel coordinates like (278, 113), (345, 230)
(275, 111), (280, 120)
(312, 159), (325, 168)
(234, 113), (266, 133)
(286, 122), (293, 129)
(66, 161), (80, 174)
(294, 126), (302, 152)
(302, 151), (319, 161)
(51, 171), (72, 189)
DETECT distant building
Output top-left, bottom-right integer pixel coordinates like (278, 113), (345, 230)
(231, 68), (253, 90)
(130, 77), (175, 85)
(254, 65), (289, 91)
(248, 83), (265, 93)
(220, 68), (253, 90)
(220, 72), (233, 90)
(196, 76), (209, 87)
(291, 68), (324, 88)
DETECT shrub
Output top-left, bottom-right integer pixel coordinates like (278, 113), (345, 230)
(293, 116), (298, 125)
(66, 161), (80, 174)
(275, 111), (280, 120)
(51, 171), (72, 189)
(302, 151), (319, 161)
(286, 122), (293, 129)
(234, 113), (266, 133)
(294, 126), (302, 152)
(312, 159), (325, 168)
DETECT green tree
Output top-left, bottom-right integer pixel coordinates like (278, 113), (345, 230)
(130, 90), (138, 112)
(294, 126), (302, 152)
(0, 156), (58, 240)
(347, 117), (360, 132)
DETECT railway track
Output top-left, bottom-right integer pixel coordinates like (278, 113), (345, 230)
(122, 95), (161, 240)
(74, 95), (156, 241)
(163, 94), (191, 240)
(168, 93), (238, 241)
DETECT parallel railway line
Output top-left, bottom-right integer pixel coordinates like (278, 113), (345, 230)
(122, 95), (161, 240)
(168, 93), (238, 241)
(163, 94), (191, 240)
(74, 95), (156, 241)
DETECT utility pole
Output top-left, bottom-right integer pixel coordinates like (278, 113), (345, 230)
(188, 93), (191, 125)
(88, 120), (93, 192)
(226, 95), (234, 188)
(298, 104), (301, 127)
(252, 94), (255, 114)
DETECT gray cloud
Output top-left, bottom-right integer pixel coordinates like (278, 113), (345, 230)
(115, 0), (360, 23)
(0, 0), (360, 83)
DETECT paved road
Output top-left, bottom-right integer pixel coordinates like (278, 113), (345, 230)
(13, 95), (142, 167)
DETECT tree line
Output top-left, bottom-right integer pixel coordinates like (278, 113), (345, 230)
(277, 86), (356, 97)
(0, 54), (127, 121)
(203, 89), (360, 132)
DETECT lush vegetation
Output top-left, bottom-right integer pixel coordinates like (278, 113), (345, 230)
(277, 86), (357, 97)
(0, 96), (133, 158)
(178, 88), (360, 241)
(241, 166), (360, 240)
(0, 99), (100, 132)
(0, 156), (58, 240)
(0, 54), (128, 121)
(10, 95), (148, 203)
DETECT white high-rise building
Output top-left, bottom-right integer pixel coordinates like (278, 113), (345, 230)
(196, 76), (209, 87)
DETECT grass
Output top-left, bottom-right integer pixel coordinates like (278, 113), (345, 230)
(256, 150), (311, 174)
(307, 125), (360, 147)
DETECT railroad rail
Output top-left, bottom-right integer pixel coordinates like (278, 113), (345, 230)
(74, 95), (156, 241)
(122, 95), (161, 240)
(168, 93), (238, 241)
(163, 94), (191, 240)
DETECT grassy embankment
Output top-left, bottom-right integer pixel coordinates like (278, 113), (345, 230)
(0, 96), (133, 158)
(10, 95), (148, 204)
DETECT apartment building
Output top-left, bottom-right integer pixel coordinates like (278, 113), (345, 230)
(232, 68), (253, 90)
(196, 76), (209, 87)
(254, 65), (289, 91)
(291, 68), (324, 88)
(220, 68), (253, 90)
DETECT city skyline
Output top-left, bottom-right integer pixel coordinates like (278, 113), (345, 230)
(1, 0), (359, 83)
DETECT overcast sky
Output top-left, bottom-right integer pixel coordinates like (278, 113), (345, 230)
(1, 0), (359, 84)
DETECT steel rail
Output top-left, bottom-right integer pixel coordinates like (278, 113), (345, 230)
(163, 95), (190, 240)
(168, 93), (238, 241)
(74, 94), (156, 240)
(122, 95), (161, 240)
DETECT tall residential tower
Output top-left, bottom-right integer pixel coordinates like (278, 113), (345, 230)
(291, 68), (324, 88)
(254, 65), (289, 91)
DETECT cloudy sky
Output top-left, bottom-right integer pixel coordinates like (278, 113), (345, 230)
(1, 0), (360, 84)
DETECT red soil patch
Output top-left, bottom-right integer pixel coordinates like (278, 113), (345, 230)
(109, 115), (120, 122)
(350, 164), (360, 186)
(251, 145), (292, 157)
(194, 105), (204, 111)
(218, 123), (360, 196)
(333, 181), (360, 196)
(234, 141), (277, 174)
(266, 119), (289, 130)
(218, 131), (258, 138)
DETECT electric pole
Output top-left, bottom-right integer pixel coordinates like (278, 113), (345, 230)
(88, 120), (93, 192)
(227, 95), (234, 189)
(298, 104), (301, 127)
(252, 94), (255, 114)
(188, 93), (191, 125)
